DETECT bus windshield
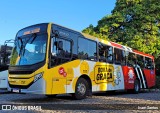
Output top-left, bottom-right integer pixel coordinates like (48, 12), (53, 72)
(10, 34), (47, 66)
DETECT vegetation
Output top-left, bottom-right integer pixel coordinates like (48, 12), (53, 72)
(82, 0), (160, 76)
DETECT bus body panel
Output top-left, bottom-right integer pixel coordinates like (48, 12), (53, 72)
(143, 69), (155, 88)
(122, 66), (135, 90)
(0, 70), (8, 89)
(8, 65), (47, 94)
(45, 59), (125, 95)
(9, 59), (126, 94)
(8, 77), (46, 94)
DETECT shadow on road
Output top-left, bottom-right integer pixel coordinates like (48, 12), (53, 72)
(93, 89), (160, 101)
(10, 94), (76, 103)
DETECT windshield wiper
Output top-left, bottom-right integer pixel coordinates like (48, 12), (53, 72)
(30, 33), (37, 44)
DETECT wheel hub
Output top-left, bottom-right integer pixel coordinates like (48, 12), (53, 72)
(77, 83), (86, 95)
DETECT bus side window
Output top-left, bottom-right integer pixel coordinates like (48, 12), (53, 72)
(98, 44), (113, 63)
(151, 59), (155, 69)
(137, 55), (144, 68)
(52, 38), (71, 57)
(51, 37), (72, 67)
(114, 48), (125, 65)
(98, 43), (106, 62)
(126, 52), (136, 67)
(145, 57), (154, 69)
(106, 46), (113, 63)
(78, 37), (97, 61)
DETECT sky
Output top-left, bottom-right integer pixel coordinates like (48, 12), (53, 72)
(0, 0), (116, 45)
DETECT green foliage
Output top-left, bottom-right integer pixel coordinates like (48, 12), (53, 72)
(82, 0), (160, 75)
(83, 0), (160, 56)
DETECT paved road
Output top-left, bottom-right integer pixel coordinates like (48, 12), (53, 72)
(0, 89), (160, 112)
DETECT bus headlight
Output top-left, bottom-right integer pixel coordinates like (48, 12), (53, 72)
(34, 73), (43, 82)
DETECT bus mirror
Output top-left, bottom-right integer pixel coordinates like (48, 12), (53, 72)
(57, 41), (63, 50)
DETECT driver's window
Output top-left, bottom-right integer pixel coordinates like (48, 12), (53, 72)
(51, 37), (71, 67)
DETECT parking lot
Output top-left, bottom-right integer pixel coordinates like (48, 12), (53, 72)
(0, 89), (160, 112)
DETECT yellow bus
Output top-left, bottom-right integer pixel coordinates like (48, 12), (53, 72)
(8, 23), (155, 99)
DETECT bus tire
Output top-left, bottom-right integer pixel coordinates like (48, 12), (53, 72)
(73, 78), (88, 100)
(133, 79), (140, 94)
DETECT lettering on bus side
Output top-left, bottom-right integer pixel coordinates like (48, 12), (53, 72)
(94, 65), (114, 84)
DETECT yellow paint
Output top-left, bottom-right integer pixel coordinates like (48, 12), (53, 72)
(72, 77), (78, 92)
(66, 78), (73, 85)
(52, 78), (66, 94)
(71, 60), (81, 68)
(89, 71), (96, 86)
(80, 61), (89, 75)
(94, 64), (114, 84)
(99, 38), (110, 45)
(8, 74), (34, 79)
(99, 83), (107, 91)
(8, 76), (34, 86)
(81, 33), (97, 40)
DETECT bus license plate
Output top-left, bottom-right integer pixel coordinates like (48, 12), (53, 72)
(13, 89), (20, 93)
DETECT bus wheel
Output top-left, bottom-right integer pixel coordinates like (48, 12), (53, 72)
(73, 78), (88, 100)
(46, 94), (57, 98)
(133, 80), (140, 94)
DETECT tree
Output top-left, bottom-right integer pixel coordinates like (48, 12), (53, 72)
(83, 0), (160, 58)
(83, 0), (160, 75)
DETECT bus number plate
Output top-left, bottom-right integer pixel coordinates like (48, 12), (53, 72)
(13, 89), (20, 93)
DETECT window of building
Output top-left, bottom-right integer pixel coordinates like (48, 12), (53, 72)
(78, 37), (97, 61)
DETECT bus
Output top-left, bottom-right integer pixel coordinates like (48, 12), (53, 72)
(0, 44), (12, 89)
(8, 23), (155, 99)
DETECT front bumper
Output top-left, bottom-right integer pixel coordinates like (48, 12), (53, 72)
(8, 78), (46, 94)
